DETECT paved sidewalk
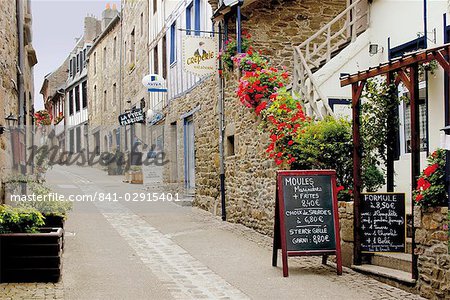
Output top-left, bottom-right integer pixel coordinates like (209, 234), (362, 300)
(0, 166), (425, 299)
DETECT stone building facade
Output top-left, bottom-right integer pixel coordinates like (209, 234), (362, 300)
(159, 0), (346, 234)
(87, 7), (121, 155)
(121, 0), (149, 152)
(40, 57), (69, 150)
(65, 16), (101, 157)
(0, 0), (37, 203)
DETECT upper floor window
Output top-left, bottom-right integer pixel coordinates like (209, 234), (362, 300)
(140, 13), (144, 36)
(194, 0), (200, 36)
(69, 58), (73, 77)
(186, 3), (193, 35)
(82, 81), (87, 108)
(103, 46), (107, 70)
(94, 52), (97, 74)
(153, 45), (159, 74)
(69, 90), (74, 115)
(75, 86), (80, 112)
(113, 36), (117, 59)
(130, 28), (136, 64)
(170, 22), (176, 64)
(76, 53), (80, 73)
(153, 0), (157, 14)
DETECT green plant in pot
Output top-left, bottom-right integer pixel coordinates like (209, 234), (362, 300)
(0, 205), (45, 233)
(17, 182), (73, 228)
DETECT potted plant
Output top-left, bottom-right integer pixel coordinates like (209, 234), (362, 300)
(0, 205), (63, 283)
(17, 182), (73, 228)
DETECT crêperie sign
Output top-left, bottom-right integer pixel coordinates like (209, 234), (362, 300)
(272, 170), (342, 277)
(360, 193), (406, 253)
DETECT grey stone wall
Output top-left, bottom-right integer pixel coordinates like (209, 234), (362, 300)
(338, 201), (355, 267)
(162, 0), (349, 234)
(0, 1), (18, 194)
(415, 206), (450, 299)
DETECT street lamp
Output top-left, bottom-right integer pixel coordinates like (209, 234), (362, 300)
(1, 113), (18, 135)
(5, 113), (18, 127)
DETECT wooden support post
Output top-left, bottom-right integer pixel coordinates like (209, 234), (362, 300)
(409, 64), (420, 280)
(352, 81), (365, 266)
(386, 72), (395, 192)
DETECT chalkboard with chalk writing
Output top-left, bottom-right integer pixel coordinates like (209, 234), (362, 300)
(272, 170), (342, 277)
(281, 175), (336, 251)
(360, 193), (406, 253)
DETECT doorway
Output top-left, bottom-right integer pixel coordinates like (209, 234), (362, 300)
(184, 117), (195, 193)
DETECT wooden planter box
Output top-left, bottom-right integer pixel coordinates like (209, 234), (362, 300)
(131, 171), (143, 184)
(43, 215), (65, 229)
(0, 228), (63, 283)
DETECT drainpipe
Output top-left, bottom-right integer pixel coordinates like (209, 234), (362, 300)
(219, 18), (226, 221)
(119, 4), (124, 151)
(16, 0), (25, 175)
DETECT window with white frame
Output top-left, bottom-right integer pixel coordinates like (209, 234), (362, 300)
(398, 81), (428, 154)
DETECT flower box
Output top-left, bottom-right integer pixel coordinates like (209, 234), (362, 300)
(0, 227), (63, 283)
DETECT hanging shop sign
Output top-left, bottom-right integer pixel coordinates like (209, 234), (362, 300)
(182, 35), (218, 77)
(142, 74), (167, 92)
(118, 108), (145, 126)
(272, 170), (342, 277)
(146, 109), (165, 126)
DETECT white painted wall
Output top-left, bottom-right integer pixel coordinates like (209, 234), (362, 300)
(148, 0), (213, 112)
(314, 0), (448, 209)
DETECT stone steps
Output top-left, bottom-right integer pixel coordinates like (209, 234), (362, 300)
(371, 253), (412, 273)
(351, 264), (416, 286)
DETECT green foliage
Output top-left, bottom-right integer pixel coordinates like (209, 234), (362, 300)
(292, 117), (353, 189)
(0, 205), (45, 233)
(221, 33), (251, 70)
(17, 181), (73, 218)
(413, 149), (447, 207)
(290, 117), (384, 201)
(361, 79), (400, 169)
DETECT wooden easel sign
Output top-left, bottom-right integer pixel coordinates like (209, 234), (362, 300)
(272, 170), (343, 277)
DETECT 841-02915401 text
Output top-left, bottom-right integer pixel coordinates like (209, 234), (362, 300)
(77, 192), (182, 202)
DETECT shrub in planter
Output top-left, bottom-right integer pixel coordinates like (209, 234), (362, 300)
(0, 205), (45, 233)
(16, 182), (73, 228)
(413, 148), (447, 207)
(0, 205), (63, 283)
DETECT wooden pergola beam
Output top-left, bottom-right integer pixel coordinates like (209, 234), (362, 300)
(352, 80), (365, 266)
(340, 44), (450, 86)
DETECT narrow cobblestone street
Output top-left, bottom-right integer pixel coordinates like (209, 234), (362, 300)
(1, 166), (425, 299)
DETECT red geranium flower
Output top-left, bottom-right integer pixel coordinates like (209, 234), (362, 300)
(423, 163), (439, 177)
(417, 177), (431, 191)
(336, 186), (345, 192)
(415, 194), (423, 202)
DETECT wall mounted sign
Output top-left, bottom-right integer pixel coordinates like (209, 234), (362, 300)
(142, 74), (167, 92)
(118, 109), (145, 126)
(360, 193), (406, 253)
(272, 170), (342, 277)
(182, 35), (218, 77)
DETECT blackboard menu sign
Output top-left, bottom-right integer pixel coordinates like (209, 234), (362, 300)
(360, 193), (406, 253)
(272, 170), (342, 277)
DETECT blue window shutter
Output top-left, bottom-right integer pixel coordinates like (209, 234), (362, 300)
(194, 0), (200, 36)
(170, 23), (176, 64)
(186, 4), (192, 35)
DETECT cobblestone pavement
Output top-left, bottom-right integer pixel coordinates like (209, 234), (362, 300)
(0, 283), (64, 300)
(0, 166), (427, 299)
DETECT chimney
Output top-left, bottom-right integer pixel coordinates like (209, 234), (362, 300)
(101, 3), (118, 31)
